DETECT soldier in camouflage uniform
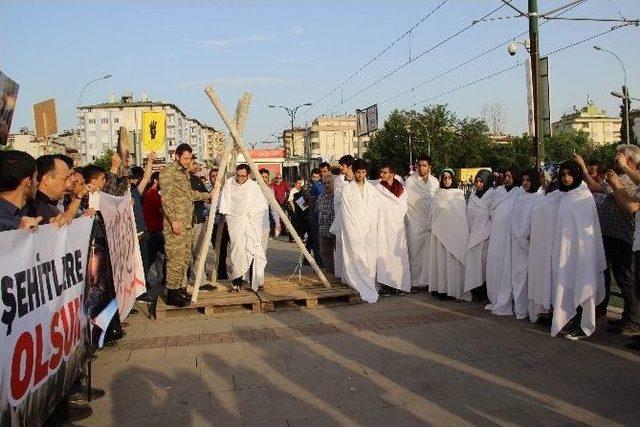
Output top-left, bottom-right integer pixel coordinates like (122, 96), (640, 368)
(159, 143), (211, 307)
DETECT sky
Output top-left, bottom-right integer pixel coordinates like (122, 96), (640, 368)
(2, 0), (639, 145)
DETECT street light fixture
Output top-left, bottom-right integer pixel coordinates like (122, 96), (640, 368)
(269, 103), (312, 157)
(78, 74), (113, 107)
(594, 45), (631, 145)
(611, 91), (640, 102)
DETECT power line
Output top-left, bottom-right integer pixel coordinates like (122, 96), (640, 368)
(408, 22), (634, 108)
(311, 0), (449, 110)
(324, 3), (508, 114)
(380, 0), (587, 107)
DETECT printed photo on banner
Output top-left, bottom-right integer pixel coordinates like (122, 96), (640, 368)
(98, 189), (146, 320)
(0, 219), (93, 425)
(0, 71), (19, 146)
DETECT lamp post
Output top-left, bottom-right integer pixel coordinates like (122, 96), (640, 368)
(268, 103), (312, 157)
(77, 74), (112, 161)
(594, 46), (631, 145)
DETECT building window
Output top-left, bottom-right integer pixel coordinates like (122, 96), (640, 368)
(582, 123), (589, 129)
(101, 118), (109, 124)
(101, 130), (108, 136)
(114, 117), (120, 124)
(88, 118), (96, 124)
(89, 131), (96, 136)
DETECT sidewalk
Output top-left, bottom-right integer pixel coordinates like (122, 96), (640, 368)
(83, 239), (640, 426)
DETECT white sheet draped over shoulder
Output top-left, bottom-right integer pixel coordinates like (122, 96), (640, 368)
(219, 177), (269, 291)
(486, 186), (523, 315)
(329, 175), (347, 280)
(551, 183), (606, 337)
(464, 188), (495, 292)
(510, 190), (541, 319)
(429, 188), (471, 301)
(528, 190), (562, 322)
(340, 181), (379, 303)
(404, 174), (438, 288)
(376, 182), (411, 292)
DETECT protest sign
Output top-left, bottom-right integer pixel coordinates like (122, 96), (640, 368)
(0, 218), (93, 425)
(98, 190), (146, 320)
(141, 111), (166, 155)
(0, 71), (19, 145)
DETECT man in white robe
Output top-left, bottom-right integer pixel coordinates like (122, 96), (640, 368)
(464, 169), (495, 294)
(219, 164), (269, 292)
(329, 155), (355, 281)
(404, 155), (439, 288)
(339, 159), (379, 303)
(376, 163), (410, 292)
(486, 168), (523, 315)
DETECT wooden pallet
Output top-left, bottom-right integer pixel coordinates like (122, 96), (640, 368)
(155, 285), (260, 319)
(257, 274), (360, 311)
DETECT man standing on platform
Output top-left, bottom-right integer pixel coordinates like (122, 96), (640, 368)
(219, 164), (269, 292)
(329, 155), (355, 281)
(159, 143), (212, 307)
(404, 155), (438, 289)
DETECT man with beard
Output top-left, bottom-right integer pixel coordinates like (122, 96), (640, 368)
(404, 155), (439, 289)
(0, 150), (40, 231)
(219, 164), (269, 292)
(575, 146), (640, 335)
(339, 159), (379, 303)
(329, 154), (355, 281)
(375, 163), (410, 293)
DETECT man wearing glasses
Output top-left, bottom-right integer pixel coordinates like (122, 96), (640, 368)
(219, 164), (269, 292)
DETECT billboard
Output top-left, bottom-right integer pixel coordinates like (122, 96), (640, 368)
(33, 98), (58, 139)
(357, 104), (378, 136)
(141, 111), (166, 154)
(0, 71), (19, 145)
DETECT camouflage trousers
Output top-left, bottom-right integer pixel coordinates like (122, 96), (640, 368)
(164, 227), (193, 290)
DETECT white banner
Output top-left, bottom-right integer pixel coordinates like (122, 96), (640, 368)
(97, 190), (146, 320)
(0, 218), (93, 423)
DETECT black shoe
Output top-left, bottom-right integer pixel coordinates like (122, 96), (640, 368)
(565, 327), (588, 341)
(166, 289), (190, 308)
(607, 322), (640, 336)
(64, 402), (93, 422)
(626, 341), (640, 350)
(178, 288), (192, 300)
(201, 284), (217, 291)
(608, 318), (625, 327)
(68, 386), (106, 402)
(137, 292), (154, 303)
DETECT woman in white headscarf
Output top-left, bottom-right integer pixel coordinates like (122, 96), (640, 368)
(429, 169), (471, 301)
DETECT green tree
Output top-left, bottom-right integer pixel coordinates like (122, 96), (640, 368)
(543, 131), (591, 164)
(93, 148), (114, 171)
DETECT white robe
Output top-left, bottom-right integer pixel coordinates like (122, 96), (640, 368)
(510, 190), (541, 319)
(404, 173), (439, 287)
(464, 188), (495, 292)
(486, 186), (524, 315)
(329, 174), (347, 280)
(550, 183), (606, 337)
(429, 188), (471, 301)
(375, 181), (411, 292)
(219, 177), (269, 291)
(340, 181), (379, 303)
(528, 190), (562, 322)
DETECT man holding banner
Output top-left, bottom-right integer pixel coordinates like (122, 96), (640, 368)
(159, 143), (212, 307)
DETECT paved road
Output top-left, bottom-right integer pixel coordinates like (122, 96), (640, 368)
(84, 239), (640, 426)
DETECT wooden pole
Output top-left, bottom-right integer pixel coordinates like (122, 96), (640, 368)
(192, 93), (251, 302)
(204, 86), (331, 289)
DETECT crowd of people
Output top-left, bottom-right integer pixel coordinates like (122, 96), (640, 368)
(3, 141), (640, 422)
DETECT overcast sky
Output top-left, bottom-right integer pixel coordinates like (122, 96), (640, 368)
(2, 0), (639, 144)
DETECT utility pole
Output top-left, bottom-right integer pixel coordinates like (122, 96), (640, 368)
(528, 0), (544, 169)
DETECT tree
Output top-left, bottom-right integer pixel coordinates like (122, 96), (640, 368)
(93, 148), (114, 171)
(480, 102), (506, 135)
(543, 131), (592, 165)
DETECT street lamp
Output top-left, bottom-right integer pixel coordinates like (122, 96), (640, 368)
(594, 46), (631, 145)
(78, 74), (113, 107)
(612, 91), (640, 103)
(269, 102), (312, 157)
(77, 73), (112, 162)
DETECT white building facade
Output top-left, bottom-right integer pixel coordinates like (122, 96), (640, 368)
(78, 93), (217, 164)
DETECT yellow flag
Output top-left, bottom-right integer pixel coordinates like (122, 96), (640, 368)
(141, 111), (165, 154)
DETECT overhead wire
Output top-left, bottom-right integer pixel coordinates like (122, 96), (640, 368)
(407, 22), (635, 108)
(311, 0), (449, 110)
(324, 3), (508, 114)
